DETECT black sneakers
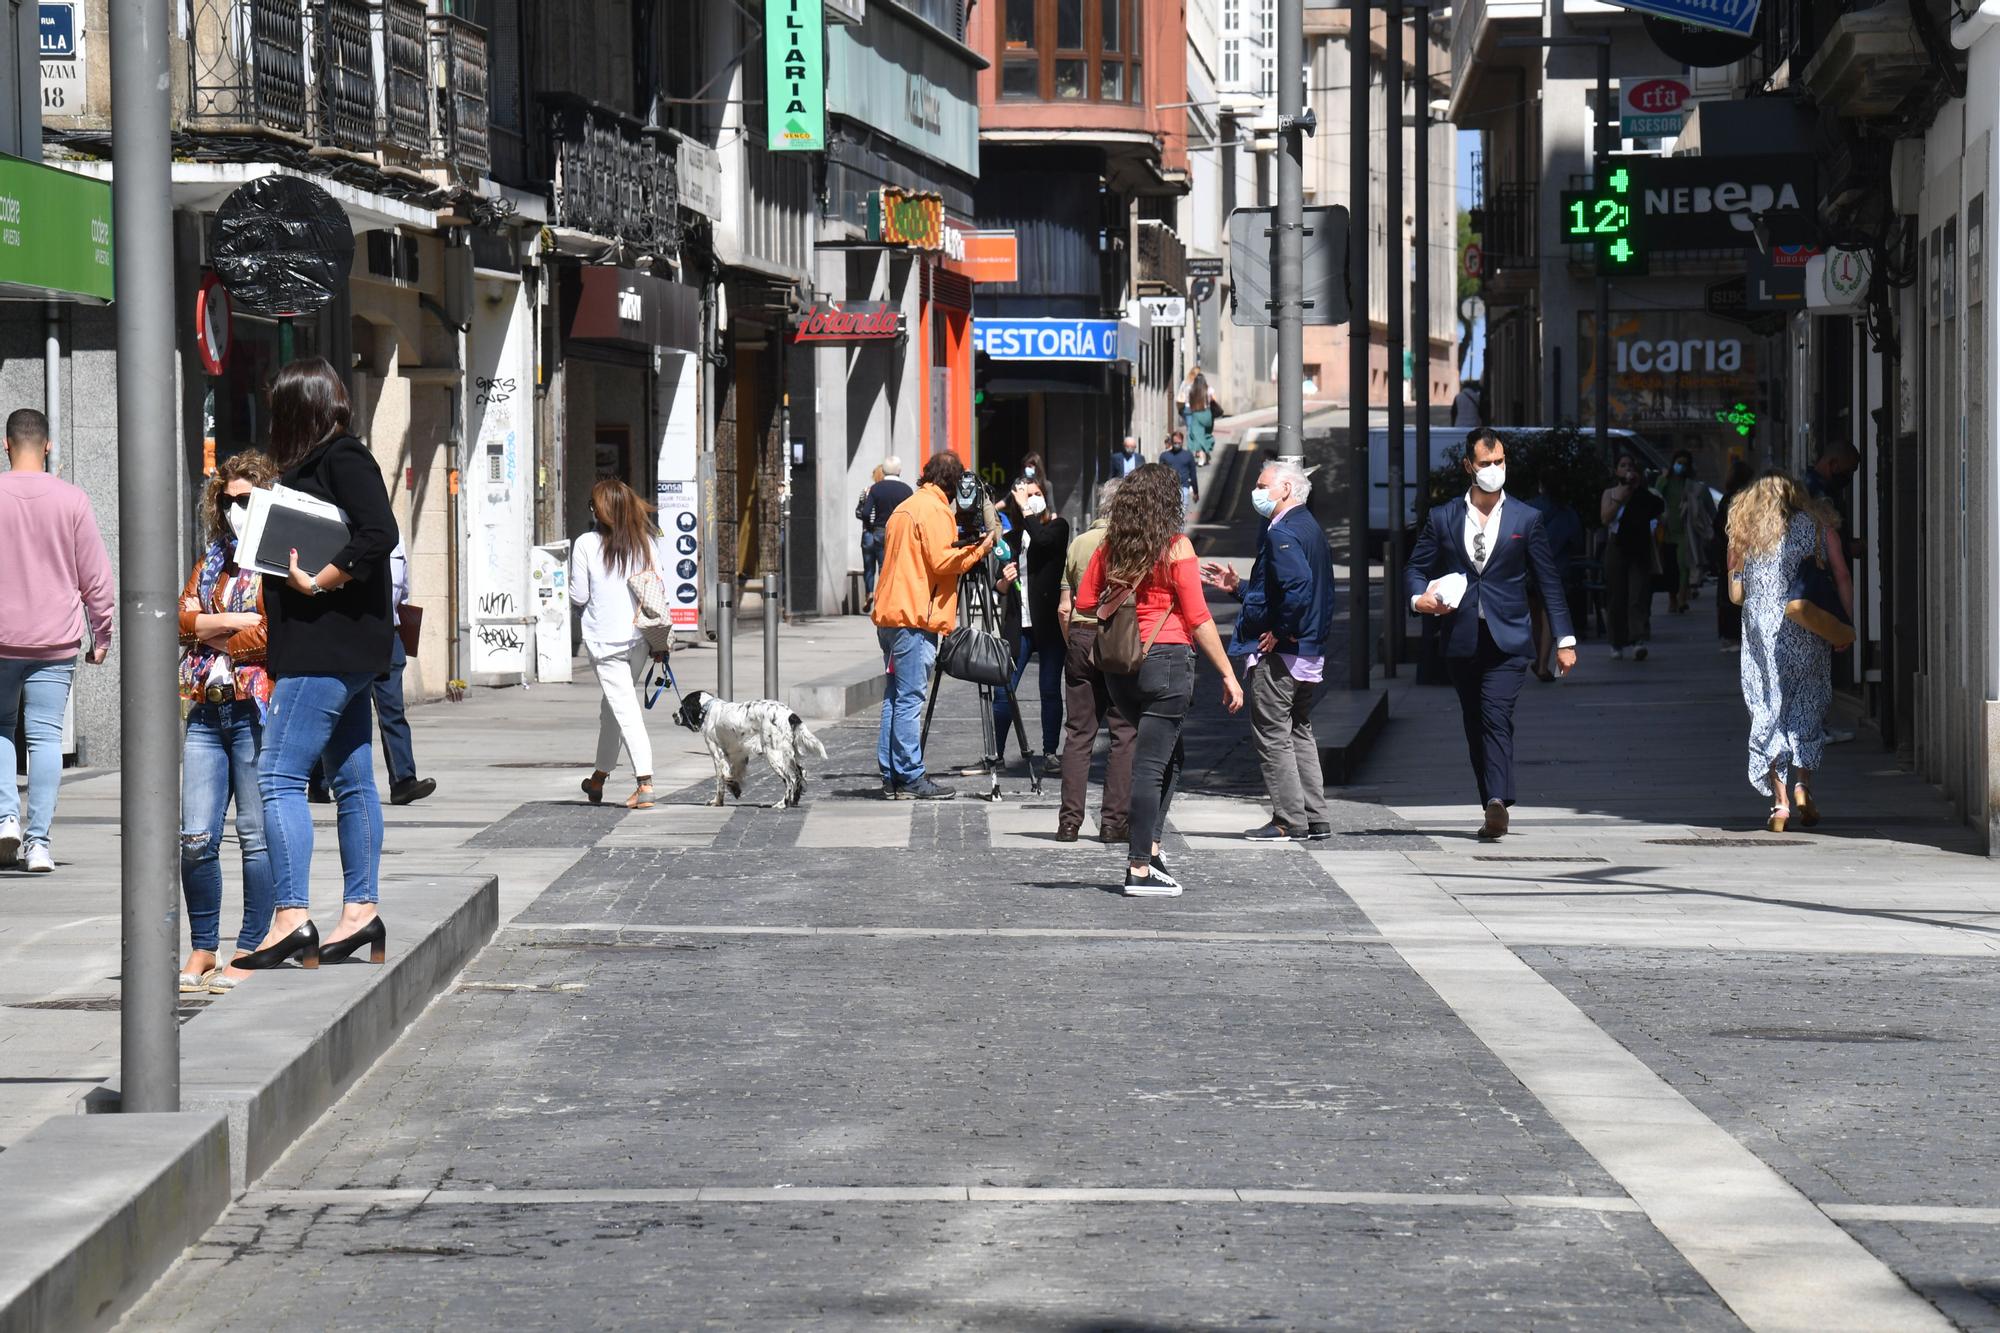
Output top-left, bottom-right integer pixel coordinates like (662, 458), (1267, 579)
(1122, 863), (1183, 897)
(1245, 822), (1305, 841)
(904, 777), (958, 801)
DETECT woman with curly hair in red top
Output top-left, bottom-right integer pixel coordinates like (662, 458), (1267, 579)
(1076, 463), (1243, 896)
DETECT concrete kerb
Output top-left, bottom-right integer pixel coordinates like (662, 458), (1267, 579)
(87, 875), (498, 1192)
(787, 661), (886, 722)
(0, 1112), (230, 1333)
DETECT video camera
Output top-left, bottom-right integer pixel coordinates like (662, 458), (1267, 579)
(953, 472), (1001, 547)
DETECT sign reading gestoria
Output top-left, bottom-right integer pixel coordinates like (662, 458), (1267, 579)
(868, 187), (944, 250)
(766, 0), (825, 152)
(972, 318), (1121, 361)
(0, 153), (113, 303)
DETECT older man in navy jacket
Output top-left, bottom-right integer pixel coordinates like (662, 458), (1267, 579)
(1409, 429), (1578, 839)
(1201, 459), (1337, 840)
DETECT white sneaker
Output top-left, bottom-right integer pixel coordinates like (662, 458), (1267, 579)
(1123, 865), (1183, 897)
(1609, 647), (1625, 661)
(0, 816), (19, 868)
(21, 842), (54, 873)
(1825, 726), (1857, 745)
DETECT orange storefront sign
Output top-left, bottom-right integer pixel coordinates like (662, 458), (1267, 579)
(944, 229), (1019, 284)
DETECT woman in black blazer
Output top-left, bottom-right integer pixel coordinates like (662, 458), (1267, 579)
(237, 358), (400, 974)
(994, 475), (1070, 773)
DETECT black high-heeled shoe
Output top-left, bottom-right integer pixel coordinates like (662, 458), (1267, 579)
(232, 920), (320, 971)
(319, 916), (387, 965)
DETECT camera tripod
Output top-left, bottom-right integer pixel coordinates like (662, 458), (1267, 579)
(919, 547), (1044, 802)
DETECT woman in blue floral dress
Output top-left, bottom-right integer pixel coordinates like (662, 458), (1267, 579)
(1726, 473), (1852, 832)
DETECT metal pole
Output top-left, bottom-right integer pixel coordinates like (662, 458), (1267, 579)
(1275, 0), (1305, 461)
(44, 304), (61, 451)
(717, 583), (735, 698)
(1409, 0), (1431, 680)
(1594, 43), (1611, 457)
(111, 0), (181, 1113)
(1347, 0), (1372, 690)
(1383, 3), (1404, 676)
(763, 570), (780, 699)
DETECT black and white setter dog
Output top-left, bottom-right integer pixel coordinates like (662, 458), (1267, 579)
(674, 690), (829, 808)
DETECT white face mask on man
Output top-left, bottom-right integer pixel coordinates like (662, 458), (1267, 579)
(1473, 463), (1507, 494)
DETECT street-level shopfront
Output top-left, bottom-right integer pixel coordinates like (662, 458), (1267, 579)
(973, 316), (1131, 524)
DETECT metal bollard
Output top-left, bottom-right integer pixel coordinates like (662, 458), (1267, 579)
(763, 570), (781, 701)
(716, 582), (734, 701)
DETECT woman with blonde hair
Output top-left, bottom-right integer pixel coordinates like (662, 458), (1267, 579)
(1728, 470), (1853, 831)
(1075, 462), (1243, 895)
(570, 478), (667, 809)
(176, 450), (280, 994)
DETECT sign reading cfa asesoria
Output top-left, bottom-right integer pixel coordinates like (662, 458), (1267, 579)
(793, 301), (901, 344)
(765, 0), (825, 152)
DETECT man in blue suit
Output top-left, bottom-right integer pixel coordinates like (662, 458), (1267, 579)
(1201, 459), (1337, 840)
(1408, 430), (1577, 839)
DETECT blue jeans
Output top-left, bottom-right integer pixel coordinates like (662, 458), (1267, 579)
(259, 673), (382, 910)
(876, 626), (937, 785)
(0, 656), (76, 845)
(993, 630), (1064, 757)
(373, 637), (415, 785)
(182, 701), (274, 952)
(861, 530), (886, 600)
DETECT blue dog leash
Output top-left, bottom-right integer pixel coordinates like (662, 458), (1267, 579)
(644, 655), (684, 710)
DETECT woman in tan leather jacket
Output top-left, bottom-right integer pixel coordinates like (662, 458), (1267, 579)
(175, 451), (279, 995)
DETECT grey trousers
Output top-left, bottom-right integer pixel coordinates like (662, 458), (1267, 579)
(1248, 655), (1329, 828)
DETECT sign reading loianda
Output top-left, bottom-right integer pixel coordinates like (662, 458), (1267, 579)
(792, 300), (902, 343)
(765, 0), (825, 152)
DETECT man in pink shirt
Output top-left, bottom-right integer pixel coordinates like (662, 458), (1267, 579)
(0, 409), (114, 873)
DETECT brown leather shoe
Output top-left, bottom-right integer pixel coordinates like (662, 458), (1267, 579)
(1056, 820), (1081, 843)
(1478, 800), (1509, 840)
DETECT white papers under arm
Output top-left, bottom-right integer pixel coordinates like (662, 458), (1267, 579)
(1427, 573), (1468, 609)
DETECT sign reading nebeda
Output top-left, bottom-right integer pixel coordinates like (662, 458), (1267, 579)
(766, 0), (825, 152)
(1628, 154), (1815, 251)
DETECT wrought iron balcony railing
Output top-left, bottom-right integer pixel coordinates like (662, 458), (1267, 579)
(1478, 182), (1538, 275)
(427, 13), (491, 176)
(378, 0), (428, 155)
(547, 97), (681, 254)
(1135, 219), (1187, 295)
(187, 0), (489, 177)
(189, 0), (309, 138)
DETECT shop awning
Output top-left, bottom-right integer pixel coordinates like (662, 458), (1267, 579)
(0, 154), (113, 304)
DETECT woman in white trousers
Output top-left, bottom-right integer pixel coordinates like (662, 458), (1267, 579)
(569, 479), (666, 809)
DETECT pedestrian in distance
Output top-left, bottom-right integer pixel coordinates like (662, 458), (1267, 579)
(1799, 439), (1861, 746)
(1525, 473), (1585, 682)
(571, 479), (670, 812)
(374, 540), (435, 806)
(1727, 472), (1852, 832)
(245, 359), (400, 974)
(1110, 435), (1143, 478)
(1185, 374), (1222, 466)
(0, 408), (115, 874)
(1713, 456), (1754, 654)
(857, 456), (912, 611)
(871, 450), (999, 800)
(1055, 478), (1137, 844)
(1409, 429), (1578, 841)
(1660, 449), (1715, 613)
(1020, 452), (1047, 486)
(1162, 429), (1200, 528)
(993, 475), (1070, 774)
(176, 450), (279, 995)
(1201, 458), (1336, 842)
(1600, 450), (1664, 661)
(1075, 463), (1245, 896)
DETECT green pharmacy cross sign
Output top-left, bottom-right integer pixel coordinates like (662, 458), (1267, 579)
(1560, 166), (1647, 277)
(1717, 402), (1758, 438)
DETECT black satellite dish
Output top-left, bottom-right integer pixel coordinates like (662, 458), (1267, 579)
(1643, 13), (1763, 67)
(211, 175), (355, 316)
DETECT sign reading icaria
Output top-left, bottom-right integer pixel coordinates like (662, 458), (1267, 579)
(793, 301), (902, 344)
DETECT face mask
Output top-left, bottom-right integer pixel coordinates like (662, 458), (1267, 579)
(1474, 463), (1506, 494)
(1251, 487), (1278, 518)
(226, 505), (248, 540)
(1022, 495), (1046, 517)
(1023, 467), (1036, 479)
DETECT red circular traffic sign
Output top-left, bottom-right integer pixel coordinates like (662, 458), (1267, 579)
(1463, 244), (1483, 280)
(196, 273), (232, 376)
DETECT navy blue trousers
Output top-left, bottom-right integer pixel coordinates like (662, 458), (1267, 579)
(1446, 620), (1528, 808)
